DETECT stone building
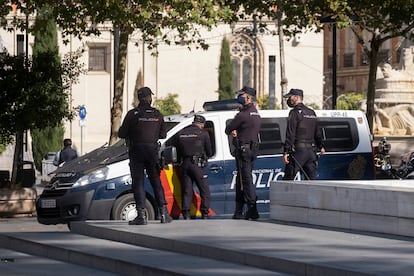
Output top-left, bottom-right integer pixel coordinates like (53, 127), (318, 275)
(0, 11), (323, 157)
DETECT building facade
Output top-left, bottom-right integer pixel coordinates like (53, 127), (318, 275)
(323, 25), (403, 109)
(1, 13), (323, 156)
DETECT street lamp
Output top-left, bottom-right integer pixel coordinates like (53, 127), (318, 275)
(253, 12), (258, 89)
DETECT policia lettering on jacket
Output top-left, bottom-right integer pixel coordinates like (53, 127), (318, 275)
(282, 88), (325, 180)
(225, 86), (261, 220)
(118, 86), (173, 225)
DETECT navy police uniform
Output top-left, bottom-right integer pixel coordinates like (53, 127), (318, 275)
(177, 115), (213, 219)
(118, 87), (171, 225)
(283, 89), (324, 180)
(225, 86), (261, 220)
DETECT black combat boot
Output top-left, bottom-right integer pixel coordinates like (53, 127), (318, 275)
(160, 205), (173, 223)
(232, 203), (244, 219)
(128, 208), (147, 225)
(182, 210), (190, 220)
(201, 211), (209, 219)
(245, 204), (259, 220)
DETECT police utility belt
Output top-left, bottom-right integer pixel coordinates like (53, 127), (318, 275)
(238, 141), (259, 152)
(185, 155), (207, 167)
(294, 141), (315, 149)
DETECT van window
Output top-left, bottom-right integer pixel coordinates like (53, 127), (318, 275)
(165, 122), (179, 132)
(226, 116), (359, 156)
(318, 118), (358, 152)
(225, 117), (286, 156)
(258, 118), (286, 155)
(204, 121), (216, 157)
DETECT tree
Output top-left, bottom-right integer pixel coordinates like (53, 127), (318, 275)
(0, 51), (71, 188)
(154, 93), (182, 116)
(276, 0), (414, 131)
(257, 94), (280, 110)
(11, 1), (235, 145)
(218, 37), (234, 100)
(31, 4), (64, 171)
(337, 92), (365, 110)
(32, 126), (64, 170)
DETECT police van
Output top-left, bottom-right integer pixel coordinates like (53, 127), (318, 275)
(36, 103), (375, 225)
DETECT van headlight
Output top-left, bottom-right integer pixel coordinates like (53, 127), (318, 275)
(72, 167), (109, 188)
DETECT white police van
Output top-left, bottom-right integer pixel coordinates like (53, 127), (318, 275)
(36, 102), (375, 224)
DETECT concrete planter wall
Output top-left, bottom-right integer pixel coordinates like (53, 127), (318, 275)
(0, 188), (36, 217)
(270, 180), (414, 237)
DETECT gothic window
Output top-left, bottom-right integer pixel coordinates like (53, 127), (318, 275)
(230, 35), (254, 90)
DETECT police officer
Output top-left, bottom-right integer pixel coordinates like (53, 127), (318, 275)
(118, 86), (172, 225)
(282, 88), (325, 180)
(177, 115), (213, 219)
(225, 86), (261, 220)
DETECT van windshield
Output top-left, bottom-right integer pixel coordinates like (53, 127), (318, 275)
(166, 122), (179, 132)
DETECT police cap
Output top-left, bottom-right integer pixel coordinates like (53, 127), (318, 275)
(193, 114), (206, 124)
(137, 87), (154, 99)
(236, 86), (256, 97)
(283, 88), (303, 98)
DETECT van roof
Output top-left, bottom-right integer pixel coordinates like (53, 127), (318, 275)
(164, 109), (367, 123)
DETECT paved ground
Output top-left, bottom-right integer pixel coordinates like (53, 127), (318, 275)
(0, 217), (117, 275)
(2, 216), (414, 275)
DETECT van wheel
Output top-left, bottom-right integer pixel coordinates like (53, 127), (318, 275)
(112, 193), (155, 221)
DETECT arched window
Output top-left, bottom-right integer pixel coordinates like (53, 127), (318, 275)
(230, 36), (254, 90)
(229, 33), (263, 95)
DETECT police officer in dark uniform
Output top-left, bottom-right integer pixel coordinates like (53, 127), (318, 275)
(177, 115), (213, 219)
(282, 88), (325, 180)
(58, 138), (78, 165)
(225, 86), (261, 220)
(118, 86), (172, 225)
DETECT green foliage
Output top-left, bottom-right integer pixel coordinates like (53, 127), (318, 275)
(153, 93), (182, 116)
(25, 1), (235, 50)
(257, 94), (280, 110)
(337, 92), (365, 110)
(0, 143), (6, 155)
(31, 125), (64, 170)
(31, 4), (65, 171)
(274, 0), (414, 131)
(0, 51), (73, 140)
(307, 103), (320, 110)
(218, 38), (234, 100)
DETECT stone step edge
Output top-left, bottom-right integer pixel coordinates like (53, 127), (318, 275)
(71, 221), (370, 276)
(0, 234), (184, 276)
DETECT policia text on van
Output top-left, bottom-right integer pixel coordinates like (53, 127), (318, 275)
(36, 107), (375, 225)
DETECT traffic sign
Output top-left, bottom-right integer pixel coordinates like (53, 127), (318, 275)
(79, 106), (86, 120)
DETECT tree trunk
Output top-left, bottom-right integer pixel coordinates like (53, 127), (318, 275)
(365, 37), (381, 133)
(10, 131), (23, 190)
(109, 26), (131, 145)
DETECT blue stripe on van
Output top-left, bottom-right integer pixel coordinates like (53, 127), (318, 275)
(206, 152), (375, 216)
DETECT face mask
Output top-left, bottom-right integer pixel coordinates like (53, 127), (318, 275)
(287, 97), (295, 108)
(237, 95), (246, 105)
